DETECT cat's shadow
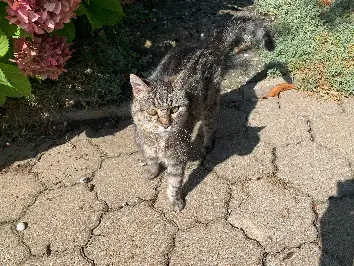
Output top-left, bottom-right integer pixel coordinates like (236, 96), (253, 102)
(181, 78), (262, 198)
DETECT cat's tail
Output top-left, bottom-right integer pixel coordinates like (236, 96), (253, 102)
(209, 16), (275, 57)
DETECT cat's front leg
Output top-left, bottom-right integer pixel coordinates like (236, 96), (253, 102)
(166, 161), (186, 212)
(142, 147), (160, 180)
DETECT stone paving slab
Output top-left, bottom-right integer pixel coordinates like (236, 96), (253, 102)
(93, 153), (161, 210)
(265, 243), (326, 266)
(312, 115), (354, 163)
(218, 107), (247, 138)
(155, 163), (229, 230)
(205, 135), (274, 182)
(23, 250), (90, 266)
(279, 90), (343, 116)
(85, 202), (177, 265)
(90, 122), (139, 156)
(342, 97), (354, 114)
(21, 185), (105, 256)
(277, 142), (353, 201)
(170, 219), (263, 265)
(248, 98), (311, 146)
(31, 139), (101, 188)
(1, 91), (354, 265)
(228, 178), (317, 252)
(0, 224), (29, 265)
(320, 196), (354, 265)
(241, 76), (290, 100)
(0, 170), (43, 223)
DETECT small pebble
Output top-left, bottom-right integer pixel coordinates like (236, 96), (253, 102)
(16, 222), (27, 231)
(79, 177), (91, 183)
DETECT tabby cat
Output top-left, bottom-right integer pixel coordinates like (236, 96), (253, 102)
(130, 15), (274, 211)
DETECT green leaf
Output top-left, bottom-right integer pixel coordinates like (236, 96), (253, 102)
(0, 2), (8, 19)
(76, 4), (86, 16)
(0, 3), (19, 38)
(0, 63), (31, 105)
(0, 93), (6, 105)
(80, 0), (124, 29)
(0, 28), (9, 57)
(51, 21), (76, 43)
(12, 26), (31, 39)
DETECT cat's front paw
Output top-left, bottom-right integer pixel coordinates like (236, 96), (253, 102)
(170, 198), (185, 212)
(143, 163), (160, 180)
(143, 170), (159, 180)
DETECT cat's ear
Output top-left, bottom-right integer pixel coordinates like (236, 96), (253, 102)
(130, 74), (150, 97)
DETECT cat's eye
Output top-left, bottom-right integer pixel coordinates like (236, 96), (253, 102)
(171, 106), (179, 114)
(146, 108), (157, 116)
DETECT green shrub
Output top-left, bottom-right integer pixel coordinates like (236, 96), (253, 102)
(256, 0), (354, 95)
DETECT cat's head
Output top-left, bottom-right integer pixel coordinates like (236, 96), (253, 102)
(130, 74), (188, 135)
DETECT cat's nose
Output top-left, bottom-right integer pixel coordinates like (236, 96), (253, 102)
(159, 117), (171, 128)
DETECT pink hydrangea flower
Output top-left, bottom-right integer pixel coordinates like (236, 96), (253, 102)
(12, 35), (72, 79)
(4, 0), (81, 34)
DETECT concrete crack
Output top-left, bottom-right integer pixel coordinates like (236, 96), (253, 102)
(311, 199), (320, 234)
(224, 181), (233, 219)
(271, 147), (278, 175)
(149, 205), (179, 266)
(226, 220), (265, 250)
(261, 252), (269, 266)
(305, 117), (315, 142)
(165, 228), (178, 266)
(80, 246), (95, 265)
(150, 175), (164, 206)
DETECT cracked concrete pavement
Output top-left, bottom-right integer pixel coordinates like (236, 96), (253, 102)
(1, 84), (353, 265)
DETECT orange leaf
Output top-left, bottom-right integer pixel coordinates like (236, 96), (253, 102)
(267, 83), (295, 97)
(321, 0), (332, 5)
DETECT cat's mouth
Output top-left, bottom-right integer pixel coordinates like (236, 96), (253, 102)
(157, 126), (172, 135)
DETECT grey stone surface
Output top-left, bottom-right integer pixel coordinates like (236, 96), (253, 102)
(170, 219), (263, 265)
(221, 50), (264, 93)
(341, 97), (354, 114)
(312, 115), (354, 163)
(23, 250), (89, 266)
(228, 179), (317, 252)
(248, 98), (311, 146)
(265, 243), (324, 266)
(31, 139), (101, 188)
(1, 80), (353, 264)
(0, 224), (29, 265)
(85, 202), (177, 265)
(319, 197), (354, 265)
(218, 107), (247, 138)
(242, 77), (291, 100)
(277, 142), (353, 201)
(205, 135), (274, 182)
(279, 90), (343, 116)
(22, 185), (104, 256)
(90, 123), (139, 156)
(155, 163), (229, 229)
(0, 170), (43, 223)
(94, 153), (160, 209)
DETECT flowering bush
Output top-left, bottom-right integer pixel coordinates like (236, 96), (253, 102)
(5, 0), (81, 34)
(0, 0), (124, 105)
(12, 35), (72, 79)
